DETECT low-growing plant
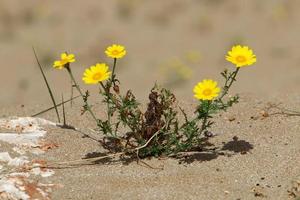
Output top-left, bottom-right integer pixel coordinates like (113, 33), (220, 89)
(38, 44), (256, 158)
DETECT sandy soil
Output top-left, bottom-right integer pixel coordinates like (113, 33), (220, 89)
(1, 1), (300, 199)
(1, 94), (299, 200)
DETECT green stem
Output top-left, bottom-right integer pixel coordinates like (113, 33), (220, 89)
(111, 58), (117, 82)
(61, 94), (66, 126)
(70, 78), (74, 107)
(65, 66), (99, 124)
(100, 82), (112, 129)
(219, 67), (240, 100)
(200, 100), (211, 134)
(31, 95), (80, 117)
(32, 47), (61, 123)
(102, 58), (117, 136)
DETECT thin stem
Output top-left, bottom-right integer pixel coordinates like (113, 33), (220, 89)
(100, 82), (111, 128)
(101, 58), (117, 136)
(219, 67), (240, 100)
(65, 66), (99, 124)
(99, 82), (107, 93)
(70, 78), (74, 107)
(32, 47), (61, 123)
(200, 100), (211, 134)
(31, 95), (80, 117)
(62, 94), (66, 126)
(227, 68), (240, 89)
(111, 58), (117, 82)
(46, 126), (165, 167)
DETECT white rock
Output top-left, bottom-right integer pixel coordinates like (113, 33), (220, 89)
(0, 179), (30, 200)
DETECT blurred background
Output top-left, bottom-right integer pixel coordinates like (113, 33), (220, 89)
(1, 0), (300, 107)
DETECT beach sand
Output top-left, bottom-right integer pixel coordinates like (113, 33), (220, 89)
(1, 1), (300, 199)
(1, 94), (299, 200)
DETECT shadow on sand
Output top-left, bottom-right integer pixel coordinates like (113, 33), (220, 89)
(80, 136), (254, 166)
(176, 136), (253, 164)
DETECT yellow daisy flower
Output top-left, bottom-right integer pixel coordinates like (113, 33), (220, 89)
(105, 44), (126, 59)
(82, 63), (112, 84)
(53, 53), (76, 69)
(193, 79), (220, 100)
(226, 45), (256, 67)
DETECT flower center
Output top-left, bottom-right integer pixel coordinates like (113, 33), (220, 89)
(236, 55), (246, 63)
(93, 72), (102, 80)
(112, 50), (120, 55)
(203, 88), (212, 96)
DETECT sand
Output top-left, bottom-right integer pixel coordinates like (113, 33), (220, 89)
(1, 1), (300, 199)
(0, 94), (299, 200)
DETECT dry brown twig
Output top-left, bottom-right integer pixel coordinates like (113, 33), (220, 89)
(264, 102), (300, 117)
(44, 127), (163, 168)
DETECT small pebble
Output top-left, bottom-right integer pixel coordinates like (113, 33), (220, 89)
(260, 110), (269, 118)
(228, 116), (236, 122)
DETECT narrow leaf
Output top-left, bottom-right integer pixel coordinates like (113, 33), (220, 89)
(32, 47), (61, 123)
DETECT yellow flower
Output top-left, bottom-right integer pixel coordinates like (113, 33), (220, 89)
(193, 79), (220, 100)
(105, 44), (126, 59)
(53, 53), (76, 69)
(226, 45), (256, 67)
(82, 63), (112, 84)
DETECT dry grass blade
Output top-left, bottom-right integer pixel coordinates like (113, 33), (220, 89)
(32, 47), (61, 123)
(45, 128), (163, 167)
(62, 94), (66, 125)
(31, 95), (80, 117)
(70, 79), (74, 107)
(264, 103), (300, 117)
